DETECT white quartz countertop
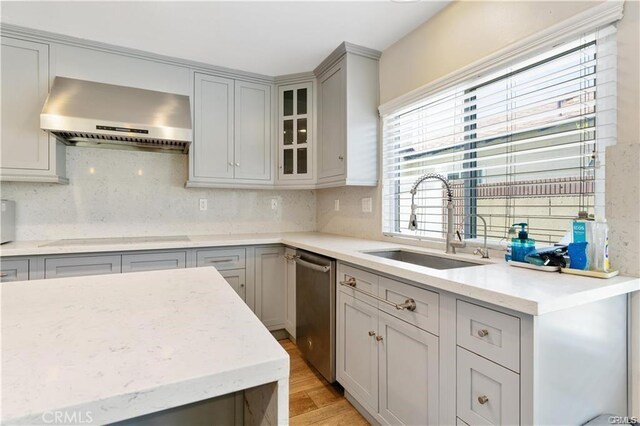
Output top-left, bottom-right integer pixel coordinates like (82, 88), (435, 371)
(1, 232), (638, 316)
(0, 267), (289, 425)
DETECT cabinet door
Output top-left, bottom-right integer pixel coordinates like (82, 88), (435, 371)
(254, 246), (285, 329)
(121, 252), (187, 273)
(45, 255), (121, 279)
(278, 83), (312, 181)
(318, 59), (346, 180)
(337, 292), (379, 413)
(193, 73), (235, 179)
(284, 248), (296, 338)
(219, 269), (246, 301)
(0, 259), (29, 282)
(378, 311), (439, 426)
(1, 38), (50, 171)
(234, 81), (271, 181)
(456, 347), (520, 426)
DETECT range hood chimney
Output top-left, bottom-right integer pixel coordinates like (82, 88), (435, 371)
(41, 77), (192, 154)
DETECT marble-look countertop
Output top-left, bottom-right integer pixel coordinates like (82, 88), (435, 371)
(1, 232), (639, 315)
(0, 267), (289, 425)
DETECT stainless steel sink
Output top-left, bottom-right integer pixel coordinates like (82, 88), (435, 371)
(363, 250), (481, 270)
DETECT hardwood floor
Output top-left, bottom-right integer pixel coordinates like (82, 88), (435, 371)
(279, 339), (369, 425)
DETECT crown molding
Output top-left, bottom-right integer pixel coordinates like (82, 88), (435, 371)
(314, 41), (382, 77)
(274, 71), (316, 85)
(0, 23), (276, 84)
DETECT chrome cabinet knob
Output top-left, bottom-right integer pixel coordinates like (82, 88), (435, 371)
(228, 161), (233, 166)
(338, 156), (344, 160)
(240, 284), (245, 287)
(235, 162), (240, 167)
(478, 395), (489, 404)
(477, 329), (489, 337)
(368, 331), (376, 336)
(375, 335), (383, 342)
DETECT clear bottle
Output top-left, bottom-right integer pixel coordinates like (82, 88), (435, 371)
(591, 219), (610, 272)
(505, 226), (517, 261)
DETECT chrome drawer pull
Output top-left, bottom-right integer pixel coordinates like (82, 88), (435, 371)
(478, 395), (489, 404)
(208, 258), (236, 263)
(339, 277), (417, 311)
(477, 329), (489, 337)
(0, 273), (8, 278)
(368, 331), (376, 336)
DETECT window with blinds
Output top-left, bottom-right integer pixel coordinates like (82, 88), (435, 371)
(382, 27), (617, 245)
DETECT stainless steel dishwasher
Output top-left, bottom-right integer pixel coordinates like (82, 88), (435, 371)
(294, 250), (336, 383)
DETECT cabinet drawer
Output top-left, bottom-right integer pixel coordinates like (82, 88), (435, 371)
(457, 300), (520, 372)
(0, 259), (29, 282)
(378, 277), (439, 336)
(196, 248), (245, 270)
(122, 251), (187, 273)
(457, 347), (520, 426)
(45, 255), (121, 279)
(337, 263), (379, 307)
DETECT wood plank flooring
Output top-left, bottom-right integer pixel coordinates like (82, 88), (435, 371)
(279, 339), (369, 425)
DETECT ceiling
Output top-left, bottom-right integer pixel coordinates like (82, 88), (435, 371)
(0, 1), (450, 76)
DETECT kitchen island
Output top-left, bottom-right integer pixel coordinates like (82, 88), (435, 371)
(1, 267), (289, 425)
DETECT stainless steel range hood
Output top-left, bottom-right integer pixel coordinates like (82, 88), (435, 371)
(41, 77), (192, 154)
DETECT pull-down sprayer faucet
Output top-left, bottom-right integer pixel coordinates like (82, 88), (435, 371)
(408, 173), (458, 254)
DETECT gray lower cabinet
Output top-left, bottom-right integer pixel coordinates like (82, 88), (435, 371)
(254, 246), (285, 330)
(44, 255), (121, 279)
(337, 289), (439, 426)
(196, 247), (246, 270)
(0, 258), (29, 282)
(219, 269), (246, 301)
(122, 251), (187, 273)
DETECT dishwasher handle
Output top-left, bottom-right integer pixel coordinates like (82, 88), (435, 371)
(294, 256), (331, 273)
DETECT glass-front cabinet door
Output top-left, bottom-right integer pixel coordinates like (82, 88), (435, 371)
(278, 82), (312, 181)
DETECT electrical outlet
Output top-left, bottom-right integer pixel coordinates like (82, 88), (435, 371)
(271, 198), (278, 210)
(362, 197), (372, 213)
(199, 198), (207, 211)
(334, 199), (340, 211)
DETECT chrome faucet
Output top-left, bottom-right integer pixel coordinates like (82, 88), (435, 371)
(453, 213), (490, 258)
(408, 173), (458, 254)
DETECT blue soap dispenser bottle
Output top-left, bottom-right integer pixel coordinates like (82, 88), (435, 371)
(511, 223), (536, 262)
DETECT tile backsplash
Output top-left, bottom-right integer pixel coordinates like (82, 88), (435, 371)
(0, 147), (316, 241)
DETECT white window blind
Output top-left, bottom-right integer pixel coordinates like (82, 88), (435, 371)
(382, 26), (617, 245)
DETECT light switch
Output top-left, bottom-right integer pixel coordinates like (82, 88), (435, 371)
(362, 197), (372, 213)
(334, 199), (340, 211)
(199, 199), (207, 211)
(271, 199), (278, 210)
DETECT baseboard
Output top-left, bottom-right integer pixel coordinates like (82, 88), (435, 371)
(270, 329), (289, 341)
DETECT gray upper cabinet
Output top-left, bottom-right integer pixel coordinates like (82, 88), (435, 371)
(318, 59), (346, 181)
(234, 81), (271, 181)
(315, 44), (380, 188)
(191, 73), (235, 180)
(0, 37), (67, 184)
(188, 73), (273, 188)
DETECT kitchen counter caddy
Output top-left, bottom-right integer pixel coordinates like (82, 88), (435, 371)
(2, 232), (638, 315)
(1, 267), (289, 425)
